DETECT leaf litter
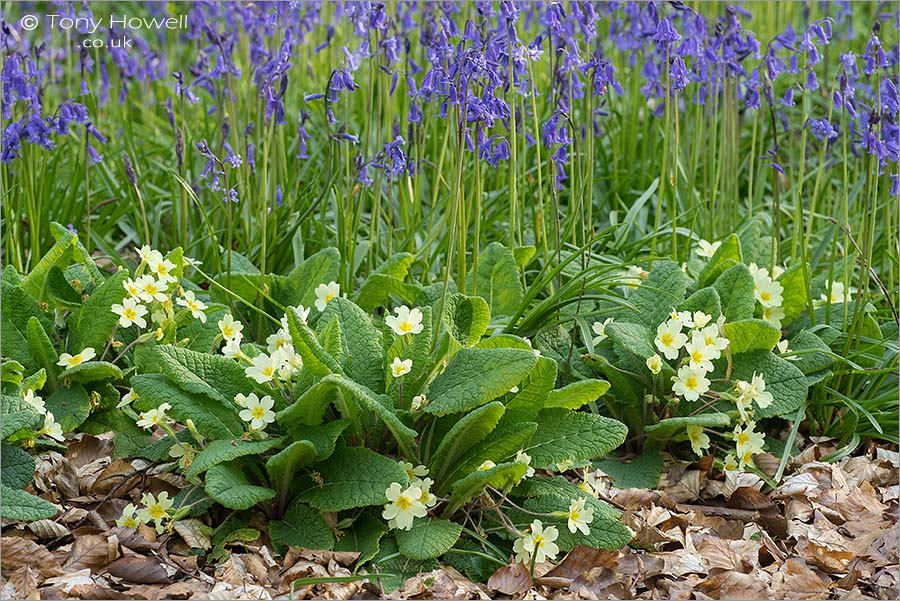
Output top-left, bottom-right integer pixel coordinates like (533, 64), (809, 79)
(1, 433), (897, 600)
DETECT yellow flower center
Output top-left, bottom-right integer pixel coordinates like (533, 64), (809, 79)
(400, 321), (413, 333)
(737, 433), (750, 445)
(685, 376), (698, 390)
(691, 349), (703, 363)
(660, 332), (674, 346)
(187, 300), (198, 311)
(742, 451), (754, 464)
(123, 308), (137, 320)
(122, 517), (137, 528)
(157, 265), (169, 276)
(705, 336), (715, 345)
(396, 495), (412, 511)
(149, 505), (167, 520)
(262, 366), (274, 377)
(252, 406), (266, 419)
(222, 325), (234, 337)
(760, 290), (771, 302)
(325, 292), (335, 302)
(570, 510), (580, 521)
(68, 355), (84, 367)
(534, 534), (545, 548)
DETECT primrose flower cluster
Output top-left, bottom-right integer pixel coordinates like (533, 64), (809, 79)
(116, 492), (175, 534)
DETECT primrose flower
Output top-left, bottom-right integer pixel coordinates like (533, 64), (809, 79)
(513, 520), (560, 565)
(763, 305), (786, 328)
(696, 239), (721, 258)
(112, 297), (148, 329)
(646, 354), (663, 375)
(39, 412), (64, 441)
(123, 277), (142, 298)
(411, 477), (438, 508)
(390, 357), (412, 378)
(477, 460), (496, 471)
(684, 339), (715, 372)
(672, 365), (711, 402)
(117, 388), (138, 408)
(138, 492), (174, 533)
(821, 281), (854, 305)
(515, 450), (535, 478)
(168, 443), (195, 470)
(23, 389), (45, 414)
(137, 403), (171, 430)
(621, 265), (647, 288)
(695, 325), (729, 358)
(116, 503), (144, 529)
(176, 290), (207, 322)
(566, 498), (594, 535)
(221, 337), (243, 359)
(400, 461), (429, 480)
(382, 482), (428, 531)
(591, 318), (614, 346)
(733, 422), (766, 469)
(245, 353), (281, 383)
(266, 326), (291, 353)
(291, 305), (311, 324)
(734, 372), (773, 422)
(686, 425), (710, 456)
(579, 469), (604, 498)
(238, 393), (276, 431)
(668, 310), (695, 329)
(218, 314), (244, 341)
(655, 320), (688, 360)
(776, 339), (799, 360)
(410, 394), (428, 411)
(57, 347), (96, 369)
(135, 275), (168, 303)
(755, 277), (784, 308)
(314, 281), (340, 311)
(137, 245), (162, 266)
(385, 305), (424, 336)
(149, 257), (178, 284)
(555, 459), (574, 472)
(691, 311), (713, 329)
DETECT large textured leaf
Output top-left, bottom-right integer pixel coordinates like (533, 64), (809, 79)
(679, 287), (722, 321)
(270, 502), (334, 551)
(615, 261), (686, 328)
(154, 345), (248, 405)
(607, 321), (656, 376)
(44, 386), (91, 432)
(353, 253), (416, 311)
(544, 379), (610, 410)
(644, 413), (731, 441)
(395, 519), (463, 560)
(430, 402), (505, 483)
(80, 409), (150, 458)
(205, 462), (276, 510)
(1, 445), (36, 489)
(524, 409), (627, 468)
(63, 361), (123, 385)
(503, 356), (557, 422)
(1, 399), (43, 439)
(438, 422), (538, 495)
(467, 242), (523, 316)
(0, 485), (58, 521)
(300, 447), (407, 512)
(70, 270), (130, 352)
(788, 330), (834, 376)
(186, 438), (283, 479)
(132, 374), (242, 439)
(778, 264), (809, 325)
(320, 298), (384, 391)
(1, 281), (48, 369)
(424, 348), (537, 416)
(333, 513), (388, 564)
(270, 248), (341, 308)
(714, 350), (808, 418)
(445, 461), (527, 515)
(443, 294), (491, 347)
(26, 317), (58, 375)
(713, 264), (756, 321)
(266, 441), (317, 493)
(698, 234), (742, 287)
(21, 228), (77, 299)
(286, 310), (344, 377)
(721, 319), (781, 354)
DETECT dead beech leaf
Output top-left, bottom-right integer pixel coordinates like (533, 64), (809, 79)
(771, 558), (829, 600)
(546, 546), (617, 580)
(487, 562), (531, 595)
(26, 518), (70, 539)
(173, 518), (212, 550)
(64, 532), (120, 570)
(107, 555), (170, 584)
(7, 566), (39, 599)
(90, 458), (140, 496)
(0, 536), (64, 577)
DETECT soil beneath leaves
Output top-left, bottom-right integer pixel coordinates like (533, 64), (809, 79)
(2, 434), (897, 600)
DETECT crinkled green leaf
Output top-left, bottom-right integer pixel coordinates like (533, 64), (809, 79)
(787, 330), (834, 375)
(286, 310), (345, 377)
(716, 350), (808, 418)
(779, 264), (809, 325)
(679, 287), (722, 321)
(26, 317), (58, 372)
(698, 234), (742, 287)
(644, 413), (731, 440)
(445, 461), (527, 515)
(713, 264), (756, 321)
(300, 447), (407, 512)
(438, 422), (537, 495)
(467, 242), (523, 317)
(443, 294), (491, 347)
(64, 361), (123, 385)
(320, 298), (384, 391)
(44, 385), (91, 432)
(596, 452), (664, 489)
(154, 345), (247, 405)
(2, 444), (36, 489)
(266, 441), (317, 493)
(334, 513), (388, 564)
(524, 409), (627, 469)
(615, 261), (686, 328)
(1, 281), (48, 369)
(21, 229), (77, 299)
(544, 379), (610, 410)
(270, 502), (335, 551)
(395, 519), (462, 560)
(70, 270), (130, 352)
(430, 402), (504, 483)
(205, 461), (276, 510)
(0, 485), (57, 521)
(721, 319), (781, 354)
(186, 438), (283, 479)
(503, 356), (557, 422)
(424, 348), (537, 416)
(132, 374), (242, 439)
(270, 248), (341, 309)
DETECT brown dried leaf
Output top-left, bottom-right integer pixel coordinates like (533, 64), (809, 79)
(546, 546), (618, 580)
(7, 566), (40, 599)
(107, 555), (170, 584)
(26, 519), (70, 539)
(487, 562), (532, 595)
(64, 532), (120, 570)
(173, 518), (211, 550)
(771, 558), (829, 600)
(1, 536), (64, 577)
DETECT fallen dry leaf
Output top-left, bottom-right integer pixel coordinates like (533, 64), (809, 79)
(487, 562), (532, 595)
(1, 536), (65, 578)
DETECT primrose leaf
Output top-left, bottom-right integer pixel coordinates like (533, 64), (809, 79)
(0, 485), (58, 521)
(70, 269), (130, 352)
(320, 298), (384, 391)
(270, 248), (341, 309)
(713, 264), (756, 321)
(270, 502), (334, 551)
(300, 447), (408, 512)
(524, 409), (627, 469)
(205, 461), (276, 510)
(544, 379), (610, 410)
(424, 348), (537, 416)
(430, 401), (505, 483)
(615, 261), (686, 328)
(44, 385), (91, 432)
(467, 242), (524, 317)
(721, 319), (781, 354)
(437, 422), (538, 495)
(63, 361), (123, 385)
(286, 310), (345, 377)
(698, 234), (742, 287)
(644, 413), (732, 441)
(443, 294), (491, 347)
(154, 345), (248, 405)
(266, 441), (317, 494)
(395, 519), (463, 560)
(132, 374), (242, 439)
(445, 461), (527, 516)
(679, 287), (722, 321)
(2, 444), (36, 489)
(714, 350), (808, 418)
(1, 281), (49, 369)
(186, 438), (283, 480)
(503, 356), (557, 422)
